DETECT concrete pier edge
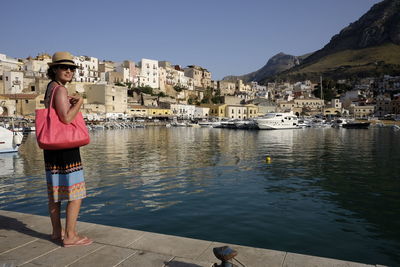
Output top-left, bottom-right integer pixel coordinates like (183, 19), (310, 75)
(0, 210), (388, 267)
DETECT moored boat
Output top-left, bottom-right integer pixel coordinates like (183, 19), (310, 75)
(342, 121), (371, 129)
(0, 126), (23, 153)
(254, 112), (299, 130)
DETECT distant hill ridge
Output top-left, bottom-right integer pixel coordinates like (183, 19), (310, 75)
(225, 0), (400, 83)
(223, 52), (305, 83)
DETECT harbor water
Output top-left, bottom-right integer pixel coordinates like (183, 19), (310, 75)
(0, 127), (399, 266)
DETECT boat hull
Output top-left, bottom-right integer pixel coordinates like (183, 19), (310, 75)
(342, 122), (371, 129)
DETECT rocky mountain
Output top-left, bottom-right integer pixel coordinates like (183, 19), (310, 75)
(227, 0), (400, 83)
(222, 52), (303, 83)
(302, 0), (400, 65)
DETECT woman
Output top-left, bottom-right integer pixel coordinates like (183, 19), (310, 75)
(44, 51), (92, 247)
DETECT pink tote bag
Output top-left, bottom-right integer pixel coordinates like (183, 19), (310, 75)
(35, 85), (90, 150)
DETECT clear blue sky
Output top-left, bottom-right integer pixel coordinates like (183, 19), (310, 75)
(1, 0), (381, 80)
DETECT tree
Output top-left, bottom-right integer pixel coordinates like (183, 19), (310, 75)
(312, 79), (336, 101)
(134, 86), (153, 95)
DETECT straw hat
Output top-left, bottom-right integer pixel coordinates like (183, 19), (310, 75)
(48, 51), (79, 68)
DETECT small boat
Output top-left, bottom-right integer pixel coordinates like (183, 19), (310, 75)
(198, 121), (221, 128)
(342, 121), (371, 129)
(0, 126), (23, 153)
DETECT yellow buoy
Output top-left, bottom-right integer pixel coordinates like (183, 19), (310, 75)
(265, 156), (271, 163)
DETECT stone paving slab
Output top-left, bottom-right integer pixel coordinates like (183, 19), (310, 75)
(68, 245), (136, 267)
(81, 223), (145, 247)
(28, 243), (104, 267)
(116, 251), (173, 267)
(128, 232), (212, 259)
(283, 252), (373, 267)
(165, 257), (213, 267)
(0, 239), (59, 266)
(0, 210), (388, 267)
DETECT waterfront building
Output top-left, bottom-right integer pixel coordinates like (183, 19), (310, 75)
(138, 58), (159, 89)
(194, 106), (209, 119)
(127, 105), (148, 118)
(245, 104), (258, 119)
(147, 107), (172, 118)
(85, 84), (128, 114)
(226, 105), (247, 119)
(349, 105), (375, 118)
(202, 104), (227, 118)
(74, 55), (99, 83)
(170, 103), (196, 119)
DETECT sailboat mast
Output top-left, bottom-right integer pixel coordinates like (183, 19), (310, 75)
(320, 76), (323, 100)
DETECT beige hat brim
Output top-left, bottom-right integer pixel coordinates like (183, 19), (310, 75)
(48, 60), (79, 68)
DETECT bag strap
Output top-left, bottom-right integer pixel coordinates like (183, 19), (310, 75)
(44, 80), (61, 100)
(48, 85), (63, 110)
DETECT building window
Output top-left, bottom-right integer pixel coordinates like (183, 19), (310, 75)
(112, 96), (115, 101)
(25, 100), (28, 104)
(6, 76), (8, 81)
(31, 86), (35, 91)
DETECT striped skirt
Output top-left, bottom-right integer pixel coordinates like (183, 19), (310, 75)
(44, 147), (87, 202)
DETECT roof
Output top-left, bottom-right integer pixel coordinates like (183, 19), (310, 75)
(0, 94), (39, 99)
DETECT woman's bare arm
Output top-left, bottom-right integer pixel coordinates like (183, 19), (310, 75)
(53, 86), (83, 124)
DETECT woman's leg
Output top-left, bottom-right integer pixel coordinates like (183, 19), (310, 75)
(64, 199), (81, 241)
(63, 198), (93, 247)
(48, 199), (62, 239)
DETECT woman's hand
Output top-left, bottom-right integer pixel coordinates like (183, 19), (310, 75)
(68, 94), (83, 106)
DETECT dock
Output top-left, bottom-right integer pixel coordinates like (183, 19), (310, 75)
(0, 210), (387, 267)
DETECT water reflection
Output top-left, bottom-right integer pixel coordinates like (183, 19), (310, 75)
(1, 128), (399, 266)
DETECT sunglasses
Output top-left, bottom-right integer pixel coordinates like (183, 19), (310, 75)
(58, 65), (77, 71)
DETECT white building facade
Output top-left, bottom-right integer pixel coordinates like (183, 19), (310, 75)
(138, 58), (159, 89)
(74, 56), (99, 83)
(2, 71), (24, 94)
(170, 104), (196, 119)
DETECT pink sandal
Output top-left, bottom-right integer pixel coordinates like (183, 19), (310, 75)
(63, 236), (93, 248)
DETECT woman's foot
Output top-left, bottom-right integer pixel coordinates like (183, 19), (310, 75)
(63, 235), (93, 248)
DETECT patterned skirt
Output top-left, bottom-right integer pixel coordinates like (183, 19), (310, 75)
(44, 147), (87, 202)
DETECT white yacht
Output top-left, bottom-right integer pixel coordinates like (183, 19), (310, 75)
(254, 112), (299, 130)
(0, 126), (23, 153)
